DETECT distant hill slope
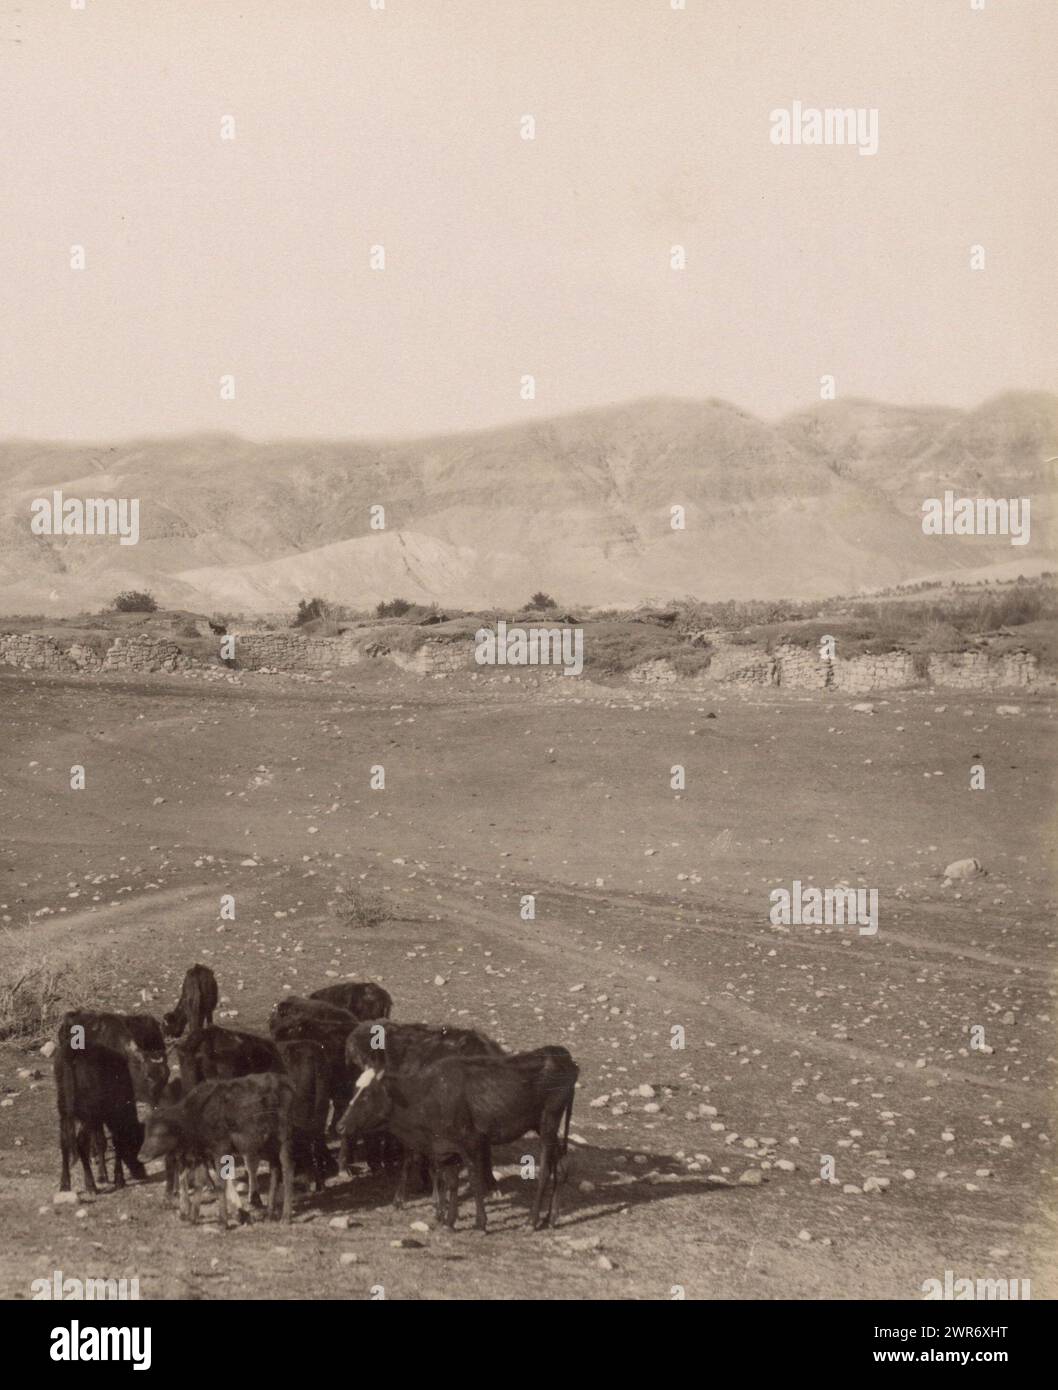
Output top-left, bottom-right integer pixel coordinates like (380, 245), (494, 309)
(1, 394), (1054, 615)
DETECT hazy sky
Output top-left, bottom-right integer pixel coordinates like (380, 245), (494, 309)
(2, 0), (1055, 440)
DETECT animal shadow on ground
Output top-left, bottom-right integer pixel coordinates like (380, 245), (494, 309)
(280, 1141), (734, 1233)
(77, 1136), (734, 1237)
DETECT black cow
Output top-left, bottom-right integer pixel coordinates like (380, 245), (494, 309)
(163, 964), (219, 1038)
(276, 1039), (332, 1192)
(339, 1045), (578, 1230)
(270, 996), (357, 1032)
(310, 981), (392, 1021)
(161, 1031), (283, 1205)
(54, 1011), (169, 1195)
(269, 999), (357, 1136)
(140, 1072), (295, 1227)
(342, 1018), (504, 1194)
(344, 1019), (503, 1075)
(177, 1025), (283, 1090)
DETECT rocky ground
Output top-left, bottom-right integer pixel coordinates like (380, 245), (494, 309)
(0, 662), (1055, 1300)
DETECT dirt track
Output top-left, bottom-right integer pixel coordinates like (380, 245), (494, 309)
(1, 664), (1055, 1300)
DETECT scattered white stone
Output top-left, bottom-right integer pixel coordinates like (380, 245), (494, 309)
(339, 1252), (359, 1266)
(53, 1191), (78, 1206)
(944, 858), (983, 880)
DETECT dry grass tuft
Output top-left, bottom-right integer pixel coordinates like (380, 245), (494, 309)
(328, 885), (388, 931)
(0, 929), (122, 1043)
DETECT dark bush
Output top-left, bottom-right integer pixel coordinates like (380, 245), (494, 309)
(376, 597), (412, 618)
(113, 591), (157, 613)
(293, 597), (330, 627)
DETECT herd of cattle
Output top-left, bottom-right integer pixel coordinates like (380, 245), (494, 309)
(53, 965), (580, 1232)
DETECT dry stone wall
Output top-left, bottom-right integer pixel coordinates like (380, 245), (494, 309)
(0, 633), (98, 672)
(0, 632), (200, 674)
(626, 641), (1051, 693)
(2, 626), (1053, 692)
(388, 640), (472, 675)
(101, 635), (196, 672)
(928, 650), (1048, 690)
(228, 632), (361, 670)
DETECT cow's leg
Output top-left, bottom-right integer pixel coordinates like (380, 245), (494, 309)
(462, 1144), (487, 1232)
(266, 1156), (279, 1220)
(59, 1112), (75, 1192)
(530, 1137), (553, 1230)
(178, 1164), (192, 1222)
(245, 1152), (262, 1212)
(477, 1145), (494, 1205)
(433, 1160), (446, 1222)
(313, 1135), (328, 1192)
(75, 1123), (98, 1195)
(440, 1160), (460, 1228)
(327, 1092), (346, 1141)
(416, 1150), (431, 1202)
(393, 1149), (413, 1209)
(112, 1142), (126, 1189)
(190, 1164), (204, 1225)
(93, 1128), (109, 1185)
(540, 1125), (562, 1226)
(126, 1142), (147, 1182)
(363, 1131), (385, 1174)
(216, 1153), (231, 1230)
(547, 1153), (563, 1228)
(482, 1139), (499, 1194)
(279, 1138), (294, 1223)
